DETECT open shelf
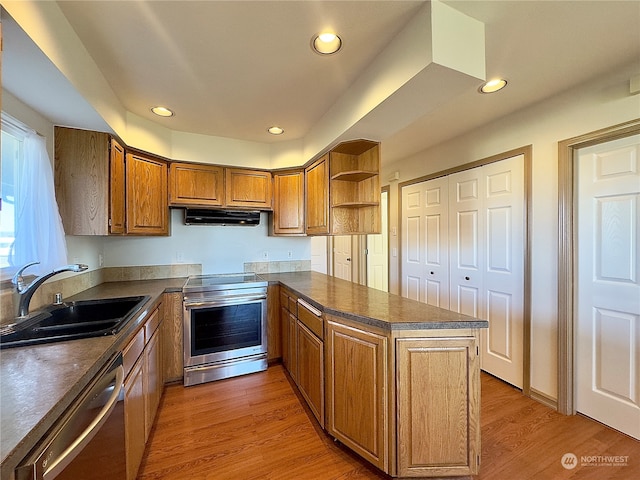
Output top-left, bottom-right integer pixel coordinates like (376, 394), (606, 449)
(331, 170), (378, 182)
(332, 201), (380, 208)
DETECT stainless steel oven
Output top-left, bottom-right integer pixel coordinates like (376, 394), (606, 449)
(183, 273), (268, 386)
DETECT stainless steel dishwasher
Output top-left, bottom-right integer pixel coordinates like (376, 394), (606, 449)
(16, 353), (126, 480)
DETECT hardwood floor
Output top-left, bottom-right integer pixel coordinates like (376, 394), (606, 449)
(137, 366), (639, 480)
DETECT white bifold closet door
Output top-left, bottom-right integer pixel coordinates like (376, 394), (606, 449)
(402, 155), (524, 388)
(401, 177), (450, 308)
(449, 156), (524, 389)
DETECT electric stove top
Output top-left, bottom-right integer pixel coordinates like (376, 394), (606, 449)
(183, 273), (267, 293)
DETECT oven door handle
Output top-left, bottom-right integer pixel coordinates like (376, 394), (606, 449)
(184, 295), (266, 308)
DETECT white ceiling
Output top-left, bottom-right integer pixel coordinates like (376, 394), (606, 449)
(3, 1), (640, 165)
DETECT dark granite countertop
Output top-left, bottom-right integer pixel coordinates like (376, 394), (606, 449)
(0, 278), (185, 479)
(260, 271), (488, 331)
(0, 271), (486, 478)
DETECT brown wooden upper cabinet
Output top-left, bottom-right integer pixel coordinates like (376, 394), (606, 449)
(168, 163), (272, 210)
(305, 140), (381, 235)
(125, 152), (169, 235)
(168, 162), (224, 207)
(54, 126), (169, 236)
(271, 169), (305, 236)
(304, 154), (329, 235)
(225, 168), (272, 209)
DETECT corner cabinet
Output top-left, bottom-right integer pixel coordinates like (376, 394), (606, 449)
(305, 140), (381, 235)
(54, 126), (169, 236)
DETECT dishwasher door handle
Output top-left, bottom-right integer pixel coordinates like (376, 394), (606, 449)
(43, 364), (124, 480)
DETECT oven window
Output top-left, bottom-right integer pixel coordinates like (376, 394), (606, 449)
(190, 303), (262, 356)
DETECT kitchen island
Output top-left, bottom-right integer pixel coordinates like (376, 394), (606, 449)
(1, 271), (487, 479)
(263, 271), (488, 478)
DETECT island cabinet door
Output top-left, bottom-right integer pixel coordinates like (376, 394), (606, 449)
(396, 337), (480, 477)
(325, 319), (388, 472)
(296, 321), (324, 427)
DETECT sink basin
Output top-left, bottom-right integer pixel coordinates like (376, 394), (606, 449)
(0, 295), (150, 349)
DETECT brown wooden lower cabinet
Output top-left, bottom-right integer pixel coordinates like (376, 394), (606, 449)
(123, 355), (145, 480)
(324, 314), (481, 478)
(296, 321), (324, 427)
(162, 292), (183, 383)
(325, 318), (388, 472)
(396, 337), (480, 477)
(123, 304), (164, 480)
(144, 324), (163, 441)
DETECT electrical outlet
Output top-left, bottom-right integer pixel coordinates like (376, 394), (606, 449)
(176, 251), (185, 263)
(262, 251), (269, 260)
(98, 254), (104, 267)
(287, 251), (293, 259)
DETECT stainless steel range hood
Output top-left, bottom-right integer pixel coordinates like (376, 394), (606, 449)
(184, 209), (260, 226)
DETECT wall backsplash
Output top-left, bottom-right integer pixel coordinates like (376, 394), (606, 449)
(0, 264), (201, 325)
(244, 260), (311, 274)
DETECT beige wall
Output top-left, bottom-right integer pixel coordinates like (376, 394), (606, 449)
(381, 62), (640, 400)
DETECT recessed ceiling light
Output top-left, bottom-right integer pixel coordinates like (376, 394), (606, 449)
(151, 106), (174, 117)
(312, 32), (342, 55)
(268, 126), (284, 135)
(479, 79), (508, 94)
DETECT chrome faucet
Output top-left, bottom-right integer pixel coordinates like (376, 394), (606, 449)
(12, 262), (89, 318)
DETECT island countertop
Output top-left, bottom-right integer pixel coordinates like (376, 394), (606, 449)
(260, 271), (488, 330)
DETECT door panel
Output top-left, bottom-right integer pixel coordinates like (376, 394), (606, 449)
(577, 134), (640, 439)
(401, 178), (449, 307)
(480, 157), (524, 388)
(333, 236), (352, 281)
(367, 190), (389, 291)
(449, 157), (524, 388)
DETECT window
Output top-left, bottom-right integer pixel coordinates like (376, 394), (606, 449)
(0, 118), (24, 270)
(0, 113), (67, 277)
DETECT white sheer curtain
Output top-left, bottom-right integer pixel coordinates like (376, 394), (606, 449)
(9, 131), (67, 275)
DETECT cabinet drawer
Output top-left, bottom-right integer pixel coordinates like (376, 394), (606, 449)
(297, 299), (323, 340)
(144, 307), (161, 342)
(280, 292), (290, 312)
(123, 327), (145, 378)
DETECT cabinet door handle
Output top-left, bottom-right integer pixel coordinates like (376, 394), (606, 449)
(346, 258), (351, 262)
(465, 276), (470, 281)
(430, 271), (435, 275)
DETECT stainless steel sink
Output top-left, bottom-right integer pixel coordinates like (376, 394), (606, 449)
(0, 296), (150, 349)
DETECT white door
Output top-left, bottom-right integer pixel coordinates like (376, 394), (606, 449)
(449, 168), (483, 318)
(449, 156), (524, 389)
(576, 134), (640, 440)
(401, 178), (449, 306)
(402, 184), (424, 301)
(311, 236), (328, 274)
(422, 177), (450, 307)
(367, 190), (388, 291)
(333, 235), (352, 281)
